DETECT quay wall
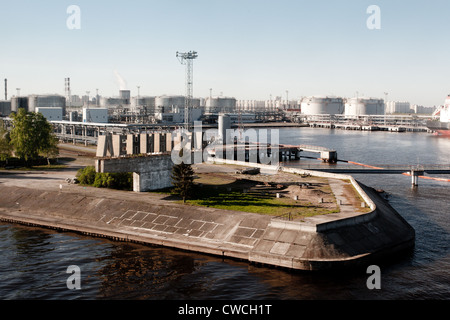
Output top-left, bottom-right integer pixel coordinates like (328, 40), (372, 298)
(0, 166), (415, 271)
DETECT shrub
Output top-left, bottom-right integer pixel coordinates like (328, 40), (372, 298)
(77, 166), (97, 186)
(76, 166), (132, 191)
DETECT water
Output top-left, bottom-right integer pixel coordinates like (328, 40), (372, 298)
(0, 127), (449, 300)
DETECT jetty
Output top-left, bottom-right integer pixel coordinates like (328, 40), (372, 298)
(0, 159), (415, 271)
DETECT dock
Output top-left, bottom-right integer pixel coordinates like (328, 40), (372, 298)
(209, 142), (338, 163)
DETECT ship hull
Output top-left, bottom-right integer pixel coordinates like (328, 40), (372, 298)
(427, 120), (450, 135)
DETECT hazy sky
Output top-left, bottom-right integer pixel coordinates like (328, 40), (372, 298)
(1, 0), (450, 106)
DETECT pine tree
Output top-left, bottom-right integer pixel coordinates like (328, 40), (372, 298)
(171, 161), (195, 203)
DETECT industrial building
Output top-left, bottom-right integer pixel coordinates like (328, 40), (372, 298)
(344, 97), (385, 116)
(83, 108), (109, 123)
(36, 107), (63, 121)
(0, 101), (11, 116)
(301, 96), (345, 115)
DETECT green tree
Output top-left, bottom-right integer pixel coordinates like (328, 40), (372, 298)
(9, 109), (59, 164)
(171, 161), (195, 203)
(0, 119), (12, 163)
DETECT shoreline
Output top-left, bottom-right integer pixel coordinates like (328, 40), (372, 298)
(0, 162), (415, 271)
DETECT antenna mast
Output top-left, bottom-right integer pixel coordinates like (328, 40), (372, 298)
(176, 51), (198, 130)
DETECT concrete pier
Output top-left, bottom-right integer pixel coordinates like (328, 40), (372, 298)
(0, 164), (415, 272)
(410, 169), (424, 187)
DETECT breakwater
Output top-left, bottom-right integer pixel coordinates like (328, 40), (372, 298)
(0, 163), (415, 271)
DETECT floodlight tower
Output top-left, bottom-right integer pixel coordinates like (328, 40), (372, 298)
(176, 51), (198, 130)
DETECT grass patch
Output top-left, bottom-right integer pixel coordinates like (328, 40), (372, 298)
(0, 164), (68, 171)
(179, 183), (340, 219)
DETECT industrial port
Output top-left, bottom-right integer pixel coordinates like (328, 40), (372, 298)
(0, 50), (440, 145)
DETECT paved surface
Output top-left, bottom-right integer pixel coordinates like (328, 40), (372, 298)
(0, 147), (415, 271)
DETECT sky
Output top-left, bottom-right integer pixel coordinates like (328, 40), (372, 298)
(1, 0), (450, 107)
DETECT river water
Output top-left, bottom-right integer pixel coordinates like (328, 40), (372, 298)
(0, 127), (449, 301)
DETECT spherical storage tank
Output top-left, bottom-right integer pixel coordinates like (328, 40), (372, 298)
(301, 96), (344, 115)
(345, 98), (385, 116)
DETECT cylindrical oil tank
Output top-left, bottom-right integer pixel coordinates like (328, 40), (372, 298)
(119, 90), (131, 100)
(0, 101), (11, 116)
(218, 113), (231, 142)
(301, 96), (344, 115)
(345, 97), (385, 116)
(11, 97), (29, 113)
(205, 97), (236, 114)
(155, 95), (186, 110)
(28, 95), (66, 114)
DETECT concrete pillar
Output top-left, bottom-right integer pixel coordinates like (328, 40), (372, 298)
(154, 133), (160, 153)
(411, 170), (424, 187)
(140, 133), (148, 154)
(166, 132), (173, 152)
(112, 135), (127, 157)
(126, 134), (140, 155)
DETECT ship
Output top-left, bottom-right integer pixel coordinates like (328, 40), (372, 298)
(427, 95), (450, 135)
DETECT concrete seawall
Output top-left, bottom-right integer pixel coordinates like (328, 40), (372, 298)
(0, 166), (415, 271)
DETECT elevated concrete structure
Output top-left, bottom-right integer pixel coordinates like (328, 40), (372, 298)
(97, 132), (175, 158)
(95, 154), (173, 192)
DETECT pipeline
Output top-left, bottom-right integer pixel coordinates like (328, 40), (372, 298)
(343, 159), (450, 183)
(401, 172), (450, 183)
(347, 161), (385, 170)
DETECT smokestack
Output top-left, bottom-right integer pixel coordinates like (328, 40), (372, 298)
(4, 79), (7, 100)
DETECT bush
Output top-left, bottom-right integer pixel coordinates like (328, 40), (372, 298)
(76, 166), (132, 191)
(77, 166), (97, 186)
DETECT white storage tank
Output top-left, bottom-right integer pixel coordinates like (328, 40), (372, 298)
(345, 97), (385, 116)
(155, 95), (186, 112)
(301, 96), (344, 115)
(119, 90), (131, 103)
(205, 97), (236, 114)
(28, 94), (66, 114)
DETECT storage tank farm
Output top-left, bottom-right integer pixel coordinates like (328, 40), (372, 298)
(300, 96), (345, 115)
(344, 97), (385, 116)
